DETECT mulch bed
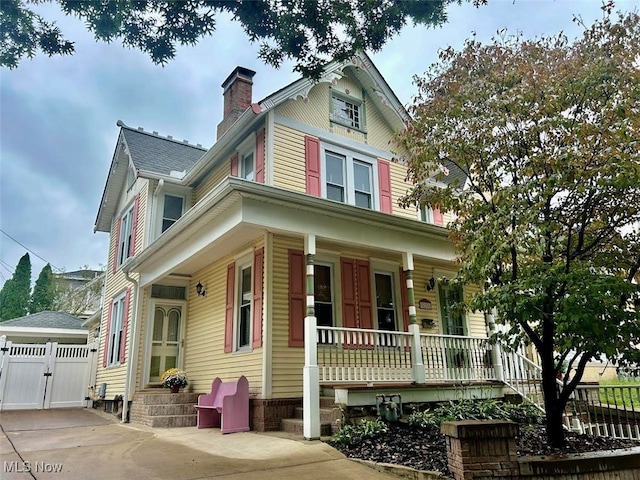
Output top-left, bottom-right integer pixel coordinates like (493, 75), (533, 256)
(327, 422), (640, 476)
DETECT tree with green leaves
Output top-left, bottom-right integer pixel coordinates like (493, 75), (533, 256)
(0, 253), (32, 321)
(396, 8), (640, 447)
(29, 263), (55, 314)
(1, 0), (484, 78)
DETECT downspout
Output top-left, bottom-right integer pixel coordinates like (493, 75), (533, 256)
(122, 270), (139, 423)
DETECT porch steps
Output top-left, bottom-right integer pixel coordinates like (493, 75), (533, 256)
(130, 391), (199, 428)
(279, 396), (340, 436)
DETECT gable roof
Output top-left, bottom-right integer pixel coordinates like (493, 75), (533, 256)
(2, 311), (85, 330)
(119, 123), (207, 177)
(95, 52), (408, 231)
(94, 122), (208, 232)
(439, 160), (469, 188)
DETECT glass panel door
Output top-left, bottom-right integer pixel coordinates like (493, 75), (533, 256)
(148, 305), (182, 383)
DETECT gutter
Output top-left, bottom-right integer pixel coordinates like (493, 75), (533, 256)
(125, 177), (449, 275)
(121, 270), (139, 424)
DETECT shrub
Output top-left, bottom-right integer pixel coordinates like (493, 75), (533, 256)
(333, 418), (388, 446)
(408, 399), (541, 429)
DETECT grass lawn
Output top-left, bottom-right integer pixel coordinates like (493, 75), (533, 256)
(599, 378), (640, 408)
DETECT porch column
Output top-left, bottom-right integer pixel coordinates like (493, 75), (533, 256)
(303, 234), (320, 440)
(487, 311), (504, 382)
(403, 253), (426, 384)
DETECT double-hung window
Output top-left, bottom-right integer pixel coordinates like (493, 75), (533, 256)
(322, 144), (376, 210)
(374, 272), (397, 332)
(162, 194), (184, 233)
(107, 295), (125, 366)
(237, 264), (252, 350)
(118, 207), (134, 266)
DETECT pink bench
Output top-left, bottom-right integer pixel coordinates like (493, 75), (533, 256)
(194, 376), (250, 434)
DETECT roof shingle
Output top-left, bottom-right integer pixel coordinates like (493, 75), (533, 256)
(2, 311), (86, 330)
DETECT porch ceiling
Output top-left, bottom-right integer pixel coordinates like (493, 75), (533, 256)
(127, 178), (456, 286)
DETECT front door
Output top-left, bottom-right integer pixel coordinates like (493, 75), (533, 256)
(148, 305), (182, 384)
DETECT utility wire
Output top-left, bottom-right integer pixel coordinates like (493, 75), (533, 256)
(0, 229), (62, 271)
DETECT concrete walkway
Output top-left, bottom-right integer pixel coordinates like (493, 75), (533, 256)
(0, 408), (397, 480)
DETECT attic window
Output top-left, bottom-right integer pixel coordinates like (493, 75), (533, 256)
(331, 93), (364, 131)
(127, 164), (136, 189)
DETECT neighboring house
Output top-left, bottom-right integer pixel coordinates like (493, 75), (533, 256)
(0, 311), (88, 344)
(54, 269), (105, 319)
(93, 53), (502, 434)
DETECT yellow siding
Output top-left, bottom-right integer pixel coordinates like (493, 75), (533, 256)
(96, 180), (149, 396)
(272, 123), (307, 193)
(135, 286), (150, 388)
(464, 284), (488, 338)
(365, 97), (395, 152)
(389, 161), (415, 219)
(194, 157), (231, 204)
(413, 260), (442, 334)
(275, 83), (330, 130)
(184, 239), (264, 396)
(271, 234), (305, 398)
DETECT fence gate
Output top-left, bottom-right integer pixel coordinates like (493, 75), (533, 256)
(0, 337), (98, 411)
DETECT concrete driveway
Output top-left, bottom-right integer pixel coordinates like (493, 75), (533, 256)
(0, 409), (397, 480)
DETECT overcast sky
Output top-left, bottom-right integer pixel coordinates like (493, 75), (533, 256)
(0, 0), (633, 285)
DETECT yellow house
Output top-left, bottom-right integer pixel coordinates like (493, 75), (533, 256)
(93, 53), (510, 437)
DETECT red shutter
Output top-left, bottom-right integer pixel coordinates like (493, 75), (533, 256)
(230, 152), (239, 176)
(288, 250), (305, 347)
(356, 260), (373, 330)
(130, 194), (140, 256)
(255, 128), (265, 183)
(305, 136), (321, 197)
(433, 207), (444, 226)
(120, 288), (131, 363)
(224, 263), (236, 353)
(377, 159), (393, 214)
(103, 302), (113, 367)
(340, 258), (358, 329)
(399, 268), (409, 332)
(252, 247), (264, 348)
(112, 217), (122, 273)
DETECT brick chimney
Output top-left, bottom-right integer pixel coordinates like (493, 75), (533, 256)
(216, 66), (257, 139)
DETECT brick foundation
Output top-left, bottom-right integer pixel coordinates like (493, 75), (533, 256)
(250, 397), (302, 432)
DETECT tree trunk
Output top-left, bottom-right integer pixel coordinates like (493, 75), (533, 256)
(542, 363), (566, 448)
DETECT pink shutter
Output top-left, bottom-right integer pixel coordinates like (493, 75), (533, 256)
(288, 250), (305, 347)
(119, 288), (131, 363)
(305, 136), (321, 197)
(252, 247), (264, 348)
(130, 194), (140, 256)
(112, 217), (122, 273)
(377, 159), (392, 214)
(433, 207), (444, 226)
(255, 128), (265, 183)
(103, 302), (113, 367)
(356, 260), (373, 330)
(224, 263), (236, 353)
(230, 152), (239, 176)
(399, 268), (409, 332)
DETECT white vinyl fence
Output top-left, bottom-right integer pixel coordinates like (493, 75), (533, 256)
(0, 337), (98, 411)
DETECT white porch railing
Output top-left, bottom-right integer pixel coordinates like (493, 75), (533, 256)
(315, 326), (498, 384)
(420, 333), (496, 382)
(317, 326), (414, 383)
(501, 349), (546, 412)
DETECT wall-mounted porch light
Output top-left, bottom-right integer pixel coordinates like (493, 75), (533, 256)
(195, 282), (206, 297)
